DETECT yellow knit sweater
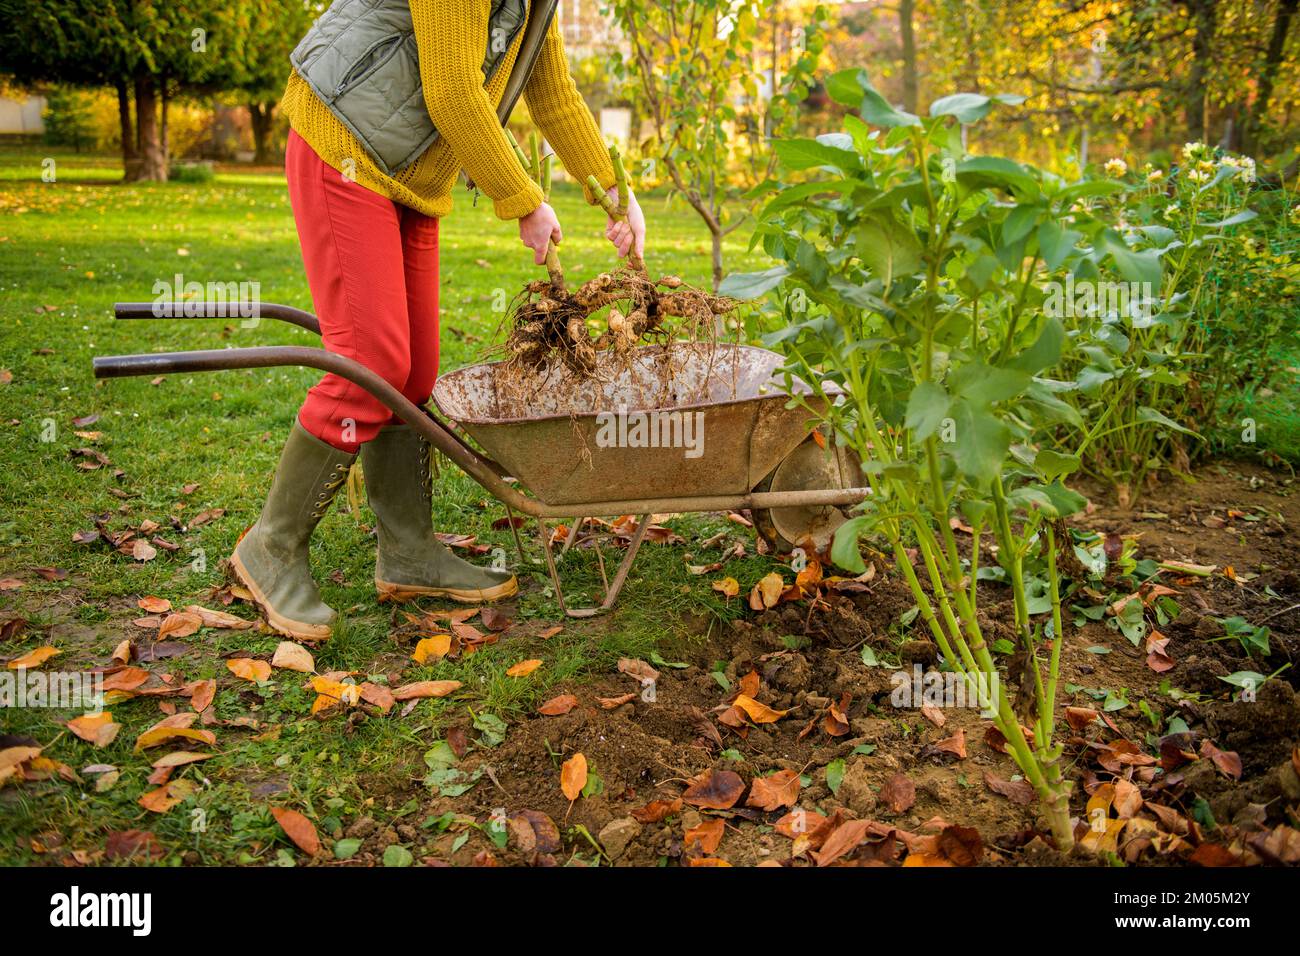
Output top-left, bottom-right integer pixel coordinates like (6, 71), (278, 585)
(281, 0), (616, 220)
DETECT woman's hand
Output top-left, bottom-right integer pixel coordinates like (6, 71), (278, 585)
(519, 202), (563, 265)
(605, 187), (646, 261)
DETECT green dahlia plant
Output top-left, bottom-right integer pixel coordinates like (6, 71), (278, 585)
(721, 70), (1187, 850)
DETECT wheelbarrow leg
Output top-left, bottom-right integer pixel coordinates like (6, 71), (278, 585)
(539, 513), (652, 618)
(504, 503), (528, 566)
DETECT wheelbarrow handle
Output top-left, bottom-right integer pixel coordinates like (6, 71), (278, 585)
(113, 301), (322, 336)
(92, 345), (538, 517)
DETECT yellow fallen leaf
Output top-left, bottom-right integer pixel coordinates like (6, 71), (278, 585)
(7, 646), (60, 670)
(748, 572), (785, 610)
(507, 659), (542, 677)
(412, 634), (451, 664)
(270, 641), (314, 673)
(712, 577), (740, 598)
(226, 658), (271, 683)
(731, 693), (789, 724)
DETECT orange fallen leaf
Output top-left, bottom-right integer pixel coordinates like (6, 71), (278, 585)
(748, 572), (785, 610)
(507, 659), (542, 678)
(712, 577), (740, 598)
(189, 678), (217, 713)
(67, 712), (121, 747)
(746, 769), (800, 811)
(137, 596), (172, 613)
(226, 658), (271, 683)
(271, 806), (321, 856)
(731, 693), (788, 724)
(7, 646), (60, 670)
(537, 694), (579, 716)
(391, 680), (461, 701)
(684, 818), (725, 854)
(270, 641), (314, 673)
(561, 753), (587, 802)
(157, 612), (202, 640)
(682, 769), (745, 809)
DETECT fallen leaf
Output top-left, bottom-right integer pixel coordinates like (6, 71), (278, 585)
(731, 693), (788, 724)
(391, 680), (461, 700)
(684, 818), (725, 854)
(983, 771), (1034, 806)
(1199, 740), (1243, 780)
(879, 773), (916, 814)
(597, 693), (636, 708)
(507, 659), (542, 678)
(560, 753), (587, 801)
(189, 679), (216, 712)
(270, 642), (315, 673)
(137, 596), (172, 613)
(748, 571), (785, 610)
(157, 612), (202, 640)
(6, 646), (60, 669)
(226, 658), (271, 683)
(631, 798), (682, 823)
(537, 694), (579, 716)
(67, 712), (121, 747)
(711, 577), (740, 598)
(746, 769), (800, 811)
(271, 806), (321, 856)
(682, 769), (744, 809)
(411, 634), (451, 664)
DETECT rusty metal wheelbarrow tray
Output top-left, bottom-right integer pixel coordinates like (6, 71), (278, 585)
(96, 301), (870, 616)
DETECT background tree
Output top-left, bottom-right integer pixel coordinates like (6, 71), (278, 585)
(606, 0), (829, 289)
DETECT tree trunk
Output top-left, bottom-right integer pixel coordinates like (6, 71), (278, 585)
(116, 80), (140, 180)
(1183, 0), (1217, 144)
(899, 0), (918, 114)
(132, 73), (168, 182)
(249, 101), (277, 164)
(710, 227), (723, 294)
(160, 78), (170, 167)
(1244, 0), (1298, 153)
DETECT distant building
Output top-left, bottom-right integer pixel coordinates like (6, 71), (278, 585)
(559, 0), (624, 58)
(0, 93), (45, 134)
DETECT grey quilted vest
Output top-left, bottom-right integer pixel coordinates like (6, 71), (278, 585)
(291, 0), (529, 176)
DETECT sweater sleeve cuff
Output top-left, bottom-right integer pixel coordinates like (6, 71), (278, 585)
(494, 181), (546, 220)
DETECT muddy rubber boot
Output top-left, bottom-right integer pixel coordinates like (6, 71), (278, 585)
(362, 424), (518, 603)
(228, 422), (356, 641)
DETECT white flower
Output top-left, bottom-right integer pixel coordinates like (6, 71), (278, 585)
(1104, 158), (1128, 178)
(1187, 168), (1210, 183)
(1163, 203), (1181, 219)
(1146, 168), (1164, 183)
(1290, 204), (1300, 224)
(1182, 141), (1207, 161)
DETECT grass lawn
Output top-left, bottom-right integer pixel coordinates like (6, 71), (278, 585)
(0, 146), (778, 865)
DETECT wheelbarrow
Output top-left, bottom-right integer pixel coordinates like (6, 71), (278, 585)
(94, 300), (869, 616)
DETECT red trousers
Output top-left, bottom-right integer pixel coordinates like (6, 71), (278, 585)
(286, 129), (440, 452)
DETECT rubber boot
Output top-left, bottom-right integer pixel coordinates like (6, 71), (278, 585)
(361, 424), (518, 603)
(228, 421), (356, 641)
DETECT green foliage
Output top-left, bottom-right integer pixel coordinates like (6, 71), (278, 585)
(41, 85), (95, 151)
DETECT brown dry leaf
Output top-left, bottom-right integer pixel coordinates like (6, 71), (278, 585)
(711, 577), (740, 598)
(731, 693), (788, 724)
(682, 769), (744, 809)
(189, 679), (217, 713)
(134, 713), (217, 751)
(6, 646), (60, 669)
(184, 605), (253, 630)
(67, 712), (121, 747)
(507, 659), (542, 678)
(920, 704), (946, 727)
(688, 857), (732, 866)
(630, 798), (682, 824)
(879, 773), (916, 814)
(812, 819), (874, 866)
(137, 596), (172, 613)
(933, 728), (968, 759)
(1065, 706), (1100, 731)
(935, 824), (984, 866)
(0, 578), (23, 591)
(130, 539), (157, 562)
(157, 612), (202, 640)
(271, 806), (321, 857)
(748, 571), (785, 610)
(746, 769), (800, 811)
(480, 607), (513, 632)
(597, 693), (636, 708)
(391, 680), (461, 700)
(1113, 778), (1144, 819)
(775, 808), (827, 838)
(736, 670), (760, 698)
(617, 658), (659, 683)
(111, 639), (132, 664)
(226, 658), (271, 683)
(359, 682), (394, 714)
(823, 692), (851, 736)
(537, 694), (579, 716)
(560, 753), (587, 802)
(538, 625), (563, 640)
(411, 634), (451, 664)
(1199, 740), (1243, 780)
(983, 771), (1034, 806)
(270, 641), (315, 673)
(684, 818), (725, 854)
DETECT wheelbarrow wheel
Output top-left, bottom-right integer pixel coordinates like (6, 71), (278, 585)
(752, 431), (864, 558)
